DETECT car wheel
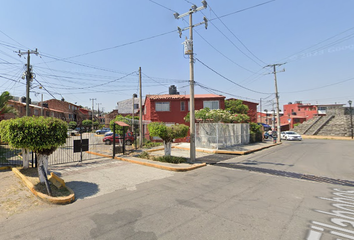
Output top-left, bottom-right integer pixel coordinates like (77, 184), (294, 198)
(105, 140), (112, 145)
(126, 140), (132, 145)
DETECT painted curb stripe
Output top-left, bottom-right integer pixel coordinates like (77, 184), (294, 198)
(11, 167), (75, 205)
(86, 151), (206, 172)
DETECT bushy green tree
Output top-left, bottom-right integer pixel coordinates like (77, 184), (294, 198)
(0, 117), (67, 182)
(184, 108), (250, 123)
(82, 119), (92, 131)
(148, 122), (189, 156)
(68, 121), (77, 130)
(249, 122), (262, 143)
(225, 99), (249, 115)
(0, 91), (17, 116)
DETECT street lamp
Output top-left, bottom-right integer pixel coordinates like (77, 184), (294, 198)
(349, 100), (353, 139)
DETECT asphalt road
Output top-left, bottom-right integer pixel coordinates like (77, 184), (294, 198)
(1, 139), (354, 240)
(221, 139), (354, 181)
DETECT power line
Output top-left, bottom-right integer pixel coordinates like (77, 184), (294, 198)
(195, 57), (272, 94)
(205, 3), (266, 66)
(148, 0), (176, 12)
(195, 82), (261, 102)
(282, 25), (354, 62)
(38, 30), (176, 64)
(209, 0), (276, 21)
(191, 25), (257, 73)
(282, 77), (354, 94)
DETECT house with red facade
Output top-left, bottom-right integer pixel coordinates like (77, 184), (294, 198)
(2, 98), (65, 121)
(279, 101), (344, 130)
(44, 99), (91, 123)
(142, 93), (226, 140)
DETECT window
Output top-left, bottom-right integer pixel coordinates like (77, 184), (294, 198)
(34, 109), (39, 116)
(181, 102), (185, 111)
(155, 102), (170, 112)
(203, 100), (219, 110)
(46, 111), (50, 117)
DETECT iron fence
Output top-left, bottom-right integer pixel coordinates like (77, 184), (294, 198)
(0, 133), (116, 167)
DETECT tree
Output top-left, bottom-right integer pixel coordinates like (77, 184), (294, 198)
(148, 122), (189, 156)
(184, 108), (250, 123)
(225, 99), (249, 115)
(82, 119), (92, 131)
(0, 117), (67, 183)
(0, 91), (17, 116)
(68, 121), (77, 130)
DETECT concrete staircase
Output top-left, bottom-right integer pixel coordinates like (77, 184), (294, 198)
(292, 115), (352, 137)
(292, 116), (320, 135)
(317, 115), (351, 136)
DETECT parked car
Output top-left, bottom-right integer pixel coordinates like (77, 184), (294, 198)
(96, 128), (111, 135)
(281, 131), (302, 141)
(104, 131), (113, 137)
(67, 130), (80, 137)
(103, 132), (135, 145)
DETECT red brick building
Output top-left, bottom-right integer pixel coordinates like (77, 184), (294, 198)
(142, 93), (226, 140)
(2, 99), (65, 121)
(44, 99), (91, 123)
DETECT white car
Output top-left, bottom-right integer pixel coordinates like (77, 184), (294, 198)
(67, 130), (80, 137)
(281, 131), (302, 141)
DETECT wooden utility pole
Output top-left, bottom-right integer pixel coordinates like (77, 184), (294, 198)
(18, 49), (38, 116)
(90, 98), (96, 131)
(174, 1), (208, 163)
(265, 63), (286, 142)
(139, 67), (143, 148)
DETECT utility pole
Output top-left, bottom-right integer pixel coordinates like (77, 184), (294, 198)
(132, 93), (137, 133)
(265, 63), (285, 142)
(260, 98), (262, 123)
(90, 98), (96, 132)
(97, 103), (102, 125)
(174, 0), (208, 163)
(18, 49), (39, 116)
(139, 67), (143, 148)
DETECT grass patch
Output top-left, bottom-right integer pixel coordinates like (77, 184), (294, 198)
(137, 152), (187, 164)
(143, 141), (163, 148)
(19, 168), (72, 197)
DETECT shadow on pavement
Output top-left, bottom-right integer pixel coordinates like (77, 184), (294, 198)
(195, 154), (236, 164)
(240, 160), (294, 167)
(65, 181), (99, 200)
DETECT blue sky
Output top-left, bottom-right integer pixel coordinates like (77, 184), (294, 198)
(1, 0), (354, 114)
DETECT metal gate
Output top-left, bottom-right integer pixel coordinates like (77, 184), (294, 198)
(0, 133), (111, 167)
(48, 133), (108, 165)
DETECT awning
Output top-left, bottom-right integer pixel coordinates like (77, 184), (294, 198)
(258, 123), (271, 128)
(114, 121), (129, 127)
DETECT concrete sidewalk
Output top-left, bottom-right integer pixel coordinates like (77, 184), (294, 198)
(85, 139), (277, 170)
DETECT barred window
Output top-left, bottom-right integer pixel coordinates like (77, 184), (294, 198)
(156, 102), (170, 112)
(203, 100), (219, 110)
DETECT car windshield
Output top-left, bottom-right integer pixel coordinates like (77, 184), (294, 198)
(286, 132), (296, 135)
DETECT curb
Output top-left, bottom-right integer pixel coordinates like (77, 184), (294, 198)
(173, 142), (280, 155)
(87, 151), (206, 172)
(0, 166), (12, 171)
(11, 167), (75, 204)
